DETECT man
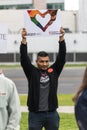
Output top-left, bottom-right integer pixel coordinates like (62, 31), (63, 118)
(20, 27), (66, 130)
(0, 69), (21, 130)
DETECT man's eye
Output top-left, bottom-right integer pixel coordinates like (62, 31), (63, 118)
(40, 61), (49, 63)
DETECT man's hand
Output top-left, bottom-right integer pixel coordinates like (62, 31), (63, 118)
(21, 28), (27, 45)
(22, 28), (27, 38)
(59, 27), (65, 42)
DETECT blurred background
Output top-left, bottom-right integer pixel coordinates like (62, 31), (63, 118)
(0, 0), (87, 63)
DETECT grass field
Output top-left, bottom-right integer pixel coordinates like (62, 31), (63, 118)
(20, 113), (78, 130)
(19, 94), (74, 106)
(20, 94), (78, 130)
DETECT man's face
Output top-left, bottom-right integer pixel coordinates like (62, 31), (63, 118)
(36, 56), (50, 70)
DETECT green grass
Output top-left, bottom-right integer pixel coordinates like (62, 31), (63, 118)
(19, 94), (76, 130)
(58, 94), (74, 106)
(20, 113), (28, 130)
(20, 94), (77, 129)
(20, 113), (78, 130)
(0, 64), (21, 68)
(65, 63), (87, 67)
(20, 94), (74, 106)
(59, 113), (78, 130)
(20, 95), (27, 106)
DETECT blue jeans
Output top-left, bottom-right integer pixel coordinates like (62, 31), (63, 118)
(28, 110), (60, 130)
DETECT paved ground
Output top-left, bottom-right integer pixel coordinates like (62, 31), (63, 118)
(3, 67), (85, 94)
(3, 67), (82, 113)
(21, 106), (74, 113)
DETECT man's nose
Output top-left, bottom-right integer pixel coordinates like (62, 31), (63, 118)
(43, 61), (47, 65)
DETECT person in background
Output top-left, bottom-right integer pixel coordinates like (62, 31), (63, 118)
(0, 69), (21, 130)
(73, 67), (87, 130)
(20, 27), (66, 130)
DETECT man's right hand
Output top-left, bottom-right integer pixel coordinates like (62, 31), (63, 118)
(59, 27), (65, 42)
(21, 28), (27, 45)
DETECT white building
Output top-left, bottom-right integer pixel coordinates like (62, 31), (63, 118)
(78, 0), (87, 32)
(0, 0), (64, 10)
(0, 0), (87, 62)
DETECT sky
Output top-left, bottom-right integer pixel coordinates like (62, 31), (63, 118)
(65, 0), (79, 10)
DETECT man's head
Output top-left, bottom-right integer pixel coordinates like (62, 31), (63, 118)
(36, 51), (50, 70)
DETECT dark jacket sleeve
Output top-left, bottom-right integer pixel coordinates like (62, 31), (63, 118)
(20, 43), (34, 79)
(52, 40), (66, 77)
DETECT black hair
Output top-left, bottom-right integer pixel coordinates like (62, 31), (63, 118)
(37, 51), (49, 57)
